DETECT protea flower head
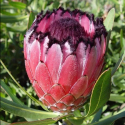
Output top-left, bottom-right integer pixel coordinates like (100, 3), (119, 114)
(24, 7), (107, 113)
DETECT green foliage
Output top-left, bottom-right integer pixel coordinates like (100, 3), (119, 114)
(104, 8), (115, 32)
(0, 0), (125, 125)
(1, 98), (60, 120)
(86, 69), (111, 117)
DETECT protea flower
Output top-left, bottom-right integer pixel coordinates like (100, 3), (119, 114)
(24, 7), (107, 113)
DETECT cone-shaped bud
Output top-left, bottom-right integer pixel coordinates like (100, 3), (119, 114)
(24, 7), (107, 113)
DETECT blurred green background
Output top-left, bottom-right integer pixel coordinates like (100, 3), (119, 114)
(0, 0), (125, 124)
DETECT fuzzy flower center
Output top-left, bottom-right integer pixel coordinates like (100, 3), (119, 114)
(48, 18), (85, 44)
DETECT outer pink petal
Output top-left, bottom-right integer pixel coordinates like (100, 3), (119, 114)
(24, 30), (34, 60)
(83, 46), (97, 80)
(50, 106), (59, 112)
(56, 103), (67, 109)
(59, 55), (78, 93)
(73, 13), (80, 22)
(80, 15), (90, 34)
(29, 40), (40, 76)
(95, 38), (101, 63)
(33, 81), (45, 98)
(44, 95), (56, 105)
(66, 106), (75, 111)
(48, 84), (65, 102)
(96, 59), (104, 79)
(40, 36), (49, 62)
(24, 39), (27, 59)
(46, 13), (55, 28)
(60, 94), (75, 106)
(42, 99), (50, 106)
(46, 44), (62, 84)
(62, 11), (71, 17)
(87, 39), (104, 84)
(62, 41), (73, 63)
(83, 82), (95, 97)
(70, 76), (88, 99)
(100, 35), (106, 59)
(54, 8), (63, 20)
(36, 18), (46, 33)
(25, 60), (34, 83)
(35, 62), (52, 93)
(74, 97), (84, 106)
(36, 14), (54, 33)
(89, 58), (104, 84)
(76, 42), (90, 77)
(89, 22), (95, 38)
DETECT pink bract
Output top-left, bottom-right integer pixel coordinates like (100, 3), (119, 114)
(24, 7), (107, 113)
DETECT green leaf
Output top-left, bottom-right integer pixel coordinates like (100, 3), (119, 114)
(86, 69), (111, 117)
(109, 94), (125, 102)
(84, 103), (89, 115)
(91, 108), (102, 123)
(6, 25), (27, 32)
(111, 52), (125, 76)
(0, 10), (19, 16)
(0, 80), (23, 105)
(11, 115), (72, 125)
(87, 110), (125, 125)
(0, 59), (48, 111)
(69, 117), (85, 125)
(9, 1), (26, 9)
(1, 97), (61, 120)
(19, 34), (24, 41)
(0, 15), (28, 23)
(0, 120), (10, 125)
(73, 110), (82, 117)
(104, 8), (115, 53)
(10, 119), (56, 125)
(0, 4), (15, 10)
(120, 29), (125, 55)
(104, 8), (115, 32)
(27, 11), (35, 29)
